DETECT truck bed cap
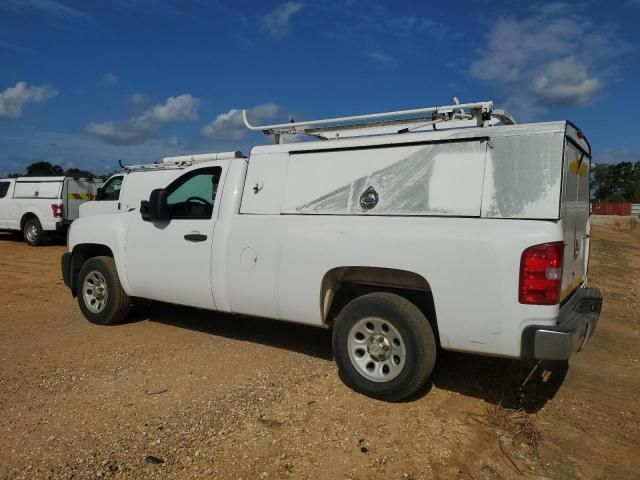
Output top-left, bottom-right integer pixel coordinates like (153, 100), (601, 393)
(251, 121), (568, 156)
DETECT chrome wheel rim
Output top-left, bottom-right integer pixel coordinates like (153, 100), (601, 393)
(25, 224), (38, 242)
(82, 270), (108, 314)
(347, 316), (407, 383)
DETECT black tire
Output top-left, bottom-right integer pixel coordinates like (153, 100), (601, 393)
(77, 256), (130, 325)
(23, 217), (44, 246)
(332, 292), (437, 401)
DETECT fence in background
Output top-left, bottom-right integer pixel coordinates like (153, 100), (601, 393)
(632, 204), (640, 217)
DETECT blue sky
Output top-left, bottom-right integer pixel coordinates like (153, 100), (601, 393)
(1, 0), (639, 175)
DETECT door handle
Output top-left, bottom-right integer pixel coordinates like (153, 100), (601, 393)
(184, 233), (207, 242)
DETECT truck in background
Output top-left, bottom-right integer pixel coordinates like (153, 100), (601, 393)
(79, 153), (241, 218)
(0, 176), (103, 246)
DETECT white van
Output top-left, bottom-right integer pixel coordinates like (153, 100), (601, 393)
(0, 176), (103, 245)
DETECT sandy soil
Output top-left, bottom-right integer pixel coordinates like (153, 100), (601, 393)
(0, 220), (638, 480)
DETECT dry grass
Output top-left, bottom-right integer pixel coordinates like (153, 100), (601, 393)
(613, 217), (639, 233)
(476, 404), (542, 456)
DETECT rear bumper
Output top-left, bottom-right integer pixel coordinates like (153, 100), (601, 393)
(522, 288), (603, 361)
(55, 220), (72, 232)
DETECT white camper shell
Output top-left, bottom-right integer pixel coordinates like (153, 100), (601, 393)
(240, 120), (591, 302)
(63, 100), (601, 401)
(0, 176), (103, 245)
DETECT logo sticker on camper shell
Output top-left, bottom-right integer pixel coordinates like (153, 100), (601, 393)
(360, 186), (379, 210)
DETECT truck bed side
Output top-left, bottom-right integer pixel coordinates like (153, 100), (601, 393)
(222, 214), (563, 358)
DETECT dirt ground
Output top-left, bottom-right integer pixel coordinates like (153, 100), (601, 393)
(0, 217), (639, 480)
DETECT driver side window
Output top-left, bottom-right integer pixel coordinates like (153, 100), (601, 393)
(166, 167), (222, 220)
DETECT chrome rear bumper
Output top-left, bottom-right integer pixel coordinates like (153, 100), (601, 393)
(522, 288), (602, 361)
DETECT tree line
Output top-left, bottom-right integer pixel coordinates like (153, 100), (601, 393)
(6, 161), (115, 180)
(591, 161), (640, 203)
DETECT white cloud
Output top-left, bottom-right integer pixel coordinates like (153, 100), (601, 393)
(531, 57), (601, 106)
(129, 93), (146, 107)
(366, 51), (395, 66)
(0, 81), (58, 118)
(141, 94), (199, 124)
(84, 121), (148, 145)
(0, 0), (91, 20)
(201, 102), (279, 141)
(85, 94), (200, 145)
(261, 2), (304, 38)
(99, 72), (119, 86)
(470, 5), (633, 117)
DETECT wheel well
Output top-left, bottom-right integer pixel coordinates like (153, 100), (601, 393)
(20, 213), (38, 230)
(68, 244), (114, 294)
(321, 267), (439, 340)
(73, 243), (114, 259)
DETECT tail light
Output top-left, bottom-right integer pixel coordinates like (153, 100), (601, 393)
(519, 242), (564, 305)
(51, 203), (63, 218)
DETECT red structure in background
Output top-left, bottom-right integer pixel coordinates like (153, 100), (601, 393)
(591, 202), (632, 215)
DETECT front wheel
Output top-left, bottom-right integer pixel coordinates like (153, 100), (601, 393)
(77, 256), (130, 325)
(332, 292), (437, 401)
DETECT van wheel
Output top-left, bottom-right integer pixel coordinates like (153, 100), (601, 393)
(77, 256), (130, 325)
(23, 218), (44, 246)
(332, 292), (436, 401)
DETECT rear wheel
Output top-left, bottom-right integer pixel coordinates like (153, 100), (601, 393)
(23, 217), (44, 246)
(77, 256), (130, 325)
(332, 292), (437, 401)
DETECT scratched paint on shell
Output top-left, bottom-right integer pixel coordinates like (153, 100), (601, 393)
(293, 141), (485, 216)
(481, 133), (564, 219)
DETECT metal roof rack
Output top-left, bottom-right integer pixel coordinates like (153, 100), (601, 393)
(119, 151), (245, 172)
(243, 99), (516, 143)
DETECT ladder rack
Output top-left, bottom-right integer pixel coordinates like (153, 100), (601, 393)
(242, 100), (516, 142)
(120, 151), (245, 172)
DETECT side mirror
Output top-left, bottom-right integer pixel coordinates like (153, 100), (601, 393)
(95, 187), (104, 201)
(141, 188), (170, 221)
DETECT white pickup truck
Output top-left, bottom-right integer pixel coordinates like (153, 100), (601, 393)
(0, 176), (102, 245)
(62, 101), (602, 400)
